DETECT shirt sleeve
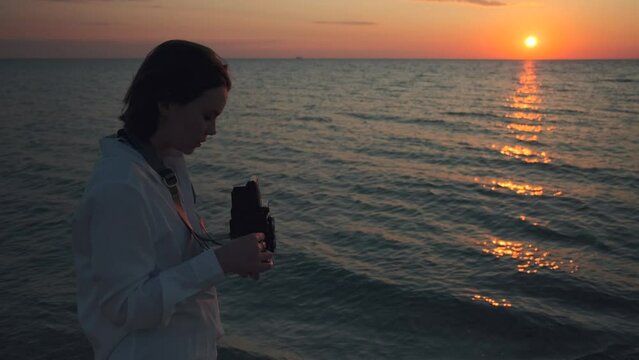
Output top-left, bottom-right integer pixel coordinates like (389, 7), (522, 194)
(88, 182), (225, 331)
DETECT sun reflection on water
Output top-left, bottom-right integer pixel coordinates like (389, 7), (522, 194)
(492, 144), (552, 164)
(479, 238), (578, 274)
(507, 124), (545, 142)
(468, 61), (574, 313)
(505, 62), (543, 111)
(505, 111), (544, 121)
(490, 179), (544, 196)
(519, 215), (541, 226)
(506, 97), (541, 111)
(474, 177), (562, 197)
(471, 294), (513, 307)
(498, 61), (556, 163)
(517, 62), (540, 93)
(515, 134), (538, 142)
(507, 123), (543, 133)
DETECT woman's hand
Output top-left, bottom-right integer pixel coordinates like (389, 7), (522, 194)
(214, 232), (274, 279)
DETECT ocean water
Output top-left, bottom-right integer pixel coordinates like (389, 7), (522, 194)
(1, 59), (638, 360)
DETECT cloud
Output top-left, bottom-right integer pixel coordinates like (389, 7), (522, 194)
(417, 0), (507, 6)
(313, 21), (377, 26)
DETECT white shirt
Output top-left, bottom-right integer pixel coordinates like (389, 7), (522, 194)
(72, 136), (225, 360)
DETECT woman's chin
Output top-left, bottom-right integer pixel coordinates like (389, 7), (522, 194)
(184, 144), (201, 154)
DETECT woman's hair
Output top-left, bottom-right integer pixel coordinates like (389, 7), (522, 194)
(119, 40), (231, 140)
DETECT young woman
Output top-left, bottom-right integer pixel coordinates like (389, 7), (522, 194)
(72, 40), (274, 360)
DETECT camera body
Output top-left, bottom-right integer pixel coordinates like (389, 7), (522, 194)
(229, 177), (276, 252)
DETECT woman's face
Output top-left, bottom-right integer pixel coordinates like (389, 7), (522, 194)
(159, 86), (228, 155)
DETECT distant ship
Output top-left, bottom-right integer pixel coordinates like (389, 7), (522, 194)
(295, 56), (304, 60)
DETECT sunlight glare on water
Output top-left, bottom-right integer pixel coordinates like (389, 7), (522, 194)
(0, 58), (637, 360)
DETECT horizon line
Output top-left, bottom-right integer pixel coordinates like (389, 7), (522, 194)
(1, 56), (638, 61)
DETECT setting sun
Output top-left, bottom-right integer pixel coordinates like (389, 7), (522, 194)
(525, 36), (539, 48)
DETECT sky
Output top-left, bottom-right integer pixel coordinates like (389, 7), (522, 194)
(0, 0), (637, 59)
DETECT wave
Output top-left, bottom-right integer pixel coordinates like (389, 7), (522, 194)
(297, 115), (332, 123)
(444, 110), (503, 119)
(601, 107), (639, 116)
(3, 58), (639, 360)
(541, 161), (639, 189)
(278, 247), (632, 359)
(545, 108), (587, 115)
(574, 344), (639, 360)
(341, 111), (448, 127)
(602, 78), (636, 83)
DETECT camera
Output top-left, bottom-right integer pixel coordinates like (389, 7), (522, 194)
(229, 176), (276, 252)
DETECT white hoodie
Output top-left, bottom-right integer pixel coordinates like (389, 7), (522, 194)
(73, 135), (225, 360)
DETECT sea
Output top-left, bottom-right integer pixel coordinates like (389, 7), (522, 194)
(0, 58), (638, 360)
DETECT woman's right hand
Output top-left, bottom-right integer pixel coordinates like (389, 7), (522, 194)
(214, 232), (274, 279)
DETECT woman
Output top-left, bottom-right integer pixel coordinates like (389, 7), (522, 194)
(72, 40), (274, 360)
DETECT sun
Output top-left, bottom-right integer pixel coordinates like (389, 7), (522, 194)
(525, 36), (538, 48)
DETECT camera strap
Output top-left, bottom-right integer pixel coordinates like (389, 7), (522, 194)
(116, 129), (222, 249)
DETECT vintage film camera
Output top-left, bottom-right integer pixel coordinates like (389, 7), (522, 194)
(229, 176), (276, 252)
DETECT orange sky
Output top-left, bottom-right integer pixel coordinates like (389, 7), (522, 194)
(0, 0), (637, 59)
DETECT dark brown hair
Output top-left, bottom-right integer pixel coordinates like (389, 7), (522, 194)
(119, 40), (231, 140)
